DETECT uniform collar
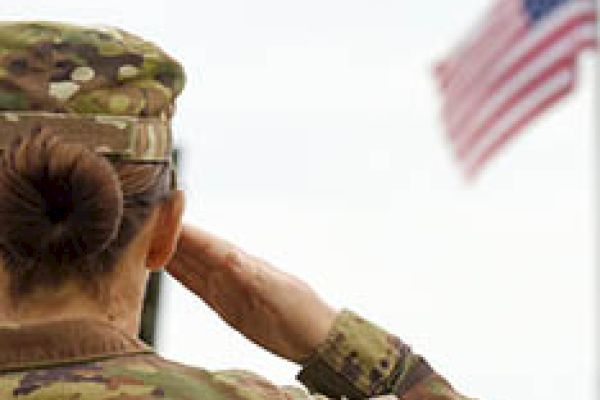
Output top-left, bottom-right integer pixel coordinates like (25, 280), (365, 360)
(0, 318), (153, 372)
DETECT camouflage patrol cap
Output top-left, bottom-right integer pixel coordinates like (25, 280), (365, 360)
(0, 21), (186, 162)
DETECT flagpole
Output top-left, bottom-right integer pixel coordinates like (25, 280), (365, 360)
(596, 2), (600, 398)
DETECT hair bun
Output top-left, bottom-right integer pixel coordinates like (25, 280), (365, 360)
(0, 129), (124, 266)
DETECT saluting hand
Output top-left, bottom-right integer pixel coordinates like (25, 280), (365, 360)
(165, 225), (338, 363)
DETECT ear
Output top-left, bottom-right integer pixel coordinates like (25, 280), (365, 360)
(146, 190), (185, 271)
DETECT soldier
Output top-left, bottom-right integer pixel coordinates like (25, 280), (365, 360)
(0, 22), (474, 399)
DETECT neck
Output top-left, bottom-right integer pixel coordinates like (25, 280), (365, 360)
(0, 263), (149, 338)
(0, 215), (155, 338)
(2, 285), (124, 332)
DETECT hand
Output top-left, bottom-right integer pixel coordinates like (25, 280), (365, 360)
(165, 225), (338, 363)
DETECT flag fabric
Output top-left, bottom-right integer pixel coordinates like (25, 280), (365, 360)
(435, 0), (596, 177)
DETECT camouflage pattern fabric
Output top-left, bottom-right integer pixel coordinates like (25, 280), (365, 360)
(0, 112), (171, 161)
(297, 310), (474, 400)
(0, 310), (475, 399)
(0, 21), (184, 119)
(0, 21), (184, 162)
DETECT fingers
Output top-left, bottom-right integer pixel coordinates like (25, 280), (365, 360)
(166, 225), (236, 279)
(178, 225), (247, 268)
(167, 224), (301, 318)
(166, 224), (257, 306)
(176, 225), (263, 287)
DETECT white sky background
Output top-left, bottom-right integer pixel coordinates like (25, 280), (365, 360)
(0, 1), (595, 399)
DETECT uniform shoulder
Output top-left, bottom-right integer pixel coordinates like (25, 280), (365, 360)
(0, 354), (273, 400)
(105, 353), (304, 400)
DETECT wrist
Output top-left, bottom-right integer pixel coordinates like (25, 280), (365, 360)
(294, 306), (340, 365)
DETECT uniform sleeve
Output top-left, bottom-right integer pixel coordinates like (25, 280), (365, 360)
(212, 309), (475, 400)
(294, 309), (475, 400)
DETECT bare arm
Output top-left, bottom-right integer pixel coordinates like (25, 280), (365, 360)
(167, 225), (475, 399)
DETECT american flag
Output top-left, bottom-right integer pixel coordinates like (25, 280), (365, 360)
(435, 0), (596, 177)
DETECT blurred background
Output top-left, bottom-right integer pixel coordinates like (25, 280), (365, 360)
(0, 1), (595, 399)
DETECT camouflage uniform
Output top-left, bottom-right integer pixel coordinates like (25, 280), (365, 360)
(0, 22), (475, 399)
(0, 310), (472, 400)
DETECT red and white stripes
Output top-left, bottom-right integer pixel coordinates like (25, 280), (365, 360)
(435, 0), (596, 176)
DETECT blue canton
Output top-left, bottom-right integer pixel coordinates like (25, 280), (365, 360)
(523, 0), (571, 22)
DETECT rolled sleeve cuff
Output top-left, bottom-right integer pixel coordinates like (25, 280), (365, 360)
(297, 309), (432, 399)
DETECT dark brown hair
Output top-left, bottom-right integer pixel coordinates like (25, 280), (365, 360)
(0, 129), (172, 298)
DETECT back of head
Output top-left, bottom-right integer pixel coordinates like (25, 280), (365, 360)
(0, 21), (185, 299)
